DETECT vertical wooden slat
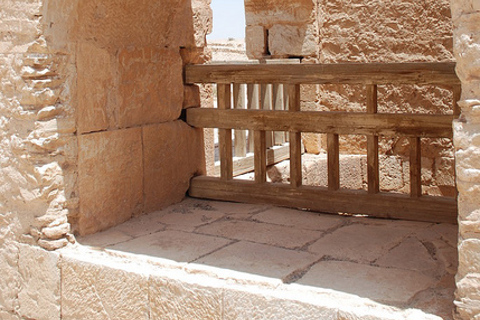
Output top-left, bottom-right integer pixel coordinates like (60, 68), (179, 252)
(234, 83), (247, 157)
(254, 131), (267, 183)
(261, 84), (274, 148)
(328, 134), (340, 191)
(410, 137), (422, 198)
(217, 83), (233, 180)
(273, 84), (285, 146)
(287, 84), (302, 188)
(367, 84), (380, 194)
(453, 85), (461, 117)
(283, 85), (290, 142)
(247, 84), (260, 153)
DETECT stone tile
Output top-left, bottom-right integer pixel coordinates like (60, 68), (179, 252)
(196, 220), (321, 250)
(143, 121), (205, 213)
(308, 224), (411, 263)
(150, 276), (222, 320)
(298, 261), (436, 305)
(429, 223), (458, 248)
(111, 212), (167, 238)
(109, 230), (232, 263)
(18, 245), (60, 320)
(375, 237), (438, 272)
(206, 200), (269, 216)
(77, 128), (143, 235)
(195, 241), (319, 280)
(158, 209), (225, 232)
(61, 256), (149, 320)
(77, 228), (133, 247)
(253, 207), (344, 231)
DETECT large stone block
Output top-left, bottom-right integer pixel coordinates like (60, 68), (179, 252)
(143, 121), (205, 212)
(268, 24), (318, 58)
(245, 0), (316, 26)
(77, 128), (143, 235)
(245, 25), (266, 59)
(18, 244), (60, 320)
(458, 239), (480, 278)
(61, 256), (149, 320)
(150, 276), (222, 319)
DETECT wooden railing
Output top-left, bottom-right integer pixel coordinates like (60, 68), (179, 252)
(186, 62), (461, 224)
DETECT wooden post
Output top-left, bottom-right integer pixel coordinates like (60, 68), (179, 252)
(247, 84), (260, 153)
(328, 134), (340, 191)
(288, 84), (302, 188)
(410, 137), (422, 197)
(261, 84), (274, 148)
(367, 84), (380, 194)
(234, 83), (247, 157)
(217, 83), (233, 180)
(273, 84), (285, 146)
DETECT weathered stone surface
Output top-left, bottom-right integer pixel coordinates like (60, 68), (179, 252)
(77, 228), (133, 248)
(268, 24), (317, 57)
(308, 224), (411, 263)
(109, 230), (232, 262)
(196, 241), (319, 279)
(61, 256), (149, 320)
(244, 0), (316, 26)
(18, 244), (60, 320)
(196, 219), (321, 249)
(298, 261), (436, 305)
(77, 128), (143, 235)
(245, 25), (266, 59)
(143, 121), (206, 212)
(253, 207), (344, 231)
(150, 276), (222, 320)
(0, 243), (20, 312)
(157, 208), (225, 232)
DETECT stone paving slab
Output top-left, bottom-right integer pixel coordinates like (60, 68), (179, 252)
(196, 219), (321, 249)
(78, 197), (457, 319)
(195, 241), (320, 280)
(109, 230), (233, 263)
(308, 223), (416, 263)
(297, 260), (436, 305)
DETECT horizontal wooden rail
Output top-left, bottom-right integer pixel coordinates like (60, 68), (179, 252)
(186, 109), (454, 138)
(189, 177), (457, 224)
(186, 62), (459, 85)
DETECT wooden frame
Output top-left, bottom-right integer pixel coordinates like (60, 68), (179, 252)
(185, 62), (460, 224)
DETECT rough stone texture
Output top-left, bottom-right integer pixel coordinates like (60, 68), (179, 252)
(18, 244), (60, 320)
(150, 276), (223, 320)
(61, 255), (150, 320)
(451, 0), (480, 319)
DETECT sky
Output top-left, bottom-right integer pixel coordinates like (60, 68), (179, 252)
(207, 0), (246, 40)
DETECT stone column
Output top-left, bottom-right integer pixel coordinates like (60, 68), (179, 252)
(450, 0), (480, 319)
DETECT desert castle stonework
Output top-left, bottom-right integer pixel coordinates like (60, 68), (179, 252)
(0, 0), (479, 319)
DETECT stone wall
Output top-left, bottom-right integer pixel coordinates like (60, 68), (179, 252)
(245, 0), (456, 197)
(0, 0), (211, 317)
(450, 0), (480, 318)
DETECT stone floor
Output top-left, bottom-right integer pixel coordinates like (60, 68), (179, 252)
(78, 197), (458, 320)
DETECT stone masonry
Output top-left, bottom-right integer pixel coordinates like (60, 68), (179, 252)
(0, 0), (479, 319)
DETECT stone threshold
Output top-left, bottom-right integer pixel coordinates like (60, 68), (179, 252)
(70, 198), (456, 319)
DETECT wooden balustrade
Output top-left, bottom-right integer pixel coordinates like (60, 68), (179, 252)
(186, 62), (461, 224)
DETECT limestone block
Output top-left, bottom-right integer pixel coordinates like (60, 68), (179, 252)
(453, 13), (480, 82)
(143, 121), (205, 213)
(0, 309), (22, 320)
(223, 286), (338, 320)
(268, 24), (318, 58)
(184, 85), (201, 109)
(76, 43), (114, 133)
(0, 243), (19, 312)
(435, 157), (455, 186)
(61, 256), (149, 320)
(302, 132), (323, 154)
(18, 244), (60, 320)
(150, 276), (222, 320)
(379, 156), (405, 192)
(77, 128), (143, 235)
(118, 47), (183, 126)
(455, 274), (480, 319)
(458, 239), (480, 277)
(245, 25), (266, 59)
(244, 0), (316, 26)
